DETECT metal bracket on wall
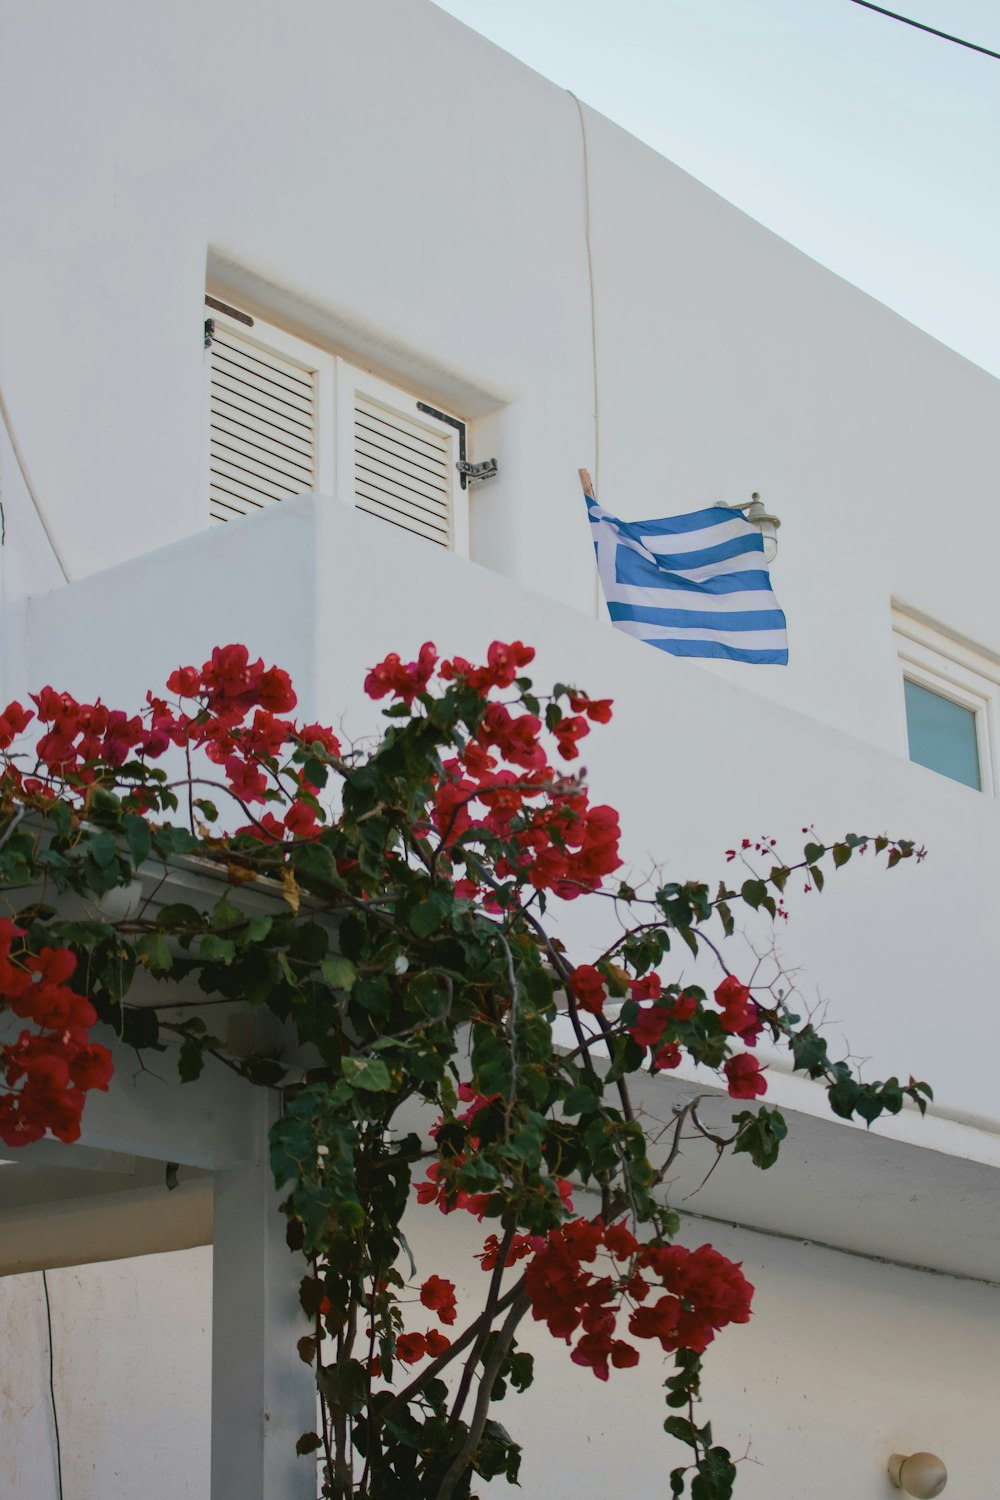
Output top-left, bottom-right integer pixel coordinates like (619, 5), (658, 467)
(416, 400), (498, 490)
(456, 458), (499, 486)
(204, 318), (215, 350)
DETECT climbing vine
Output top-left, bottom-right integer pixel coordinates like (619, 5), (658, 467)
(0, 641), (930, 1497)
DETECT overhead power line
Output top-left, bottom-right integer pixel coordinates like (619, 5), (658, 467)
(848, 0), (1000, 61)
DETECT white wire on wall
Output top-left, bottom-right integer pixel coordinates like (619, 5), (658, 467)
(567, 90), (603, 619)
(0, 381), (71, 583)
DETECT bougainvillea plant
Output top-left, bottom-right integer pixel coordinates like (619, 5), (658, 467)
(0, 641), (930, 1499)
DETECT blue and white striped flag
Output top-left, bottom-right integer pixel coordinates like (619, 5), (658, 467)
(583, 478), (788, 665)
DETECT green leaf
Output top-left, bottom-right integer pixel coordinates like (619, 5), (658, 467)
(854, 1090), (884, 1124)
(321, 957), (357, 992)
(197, 934), (236, 965)
(135, 932), (173, 975)
(211, 895), (244, 930)
(156, 902), (205, 929)
(293, 841), (339, 886)
(83, 829), (118, 869)
(561, 1086), (601, 1117)
(319, 1359), (368, 1416)
(119, 1005), (159, 1049)
(178, 1034), (206, 1083)
(123, 814), (152, 867)
(409, 892), (451, 938)
(241, 1056), (287, 1087)
(732, 1106), (787, 1170)
(295, 1432), (322, 1457)
(341, 1056), (392, 1092)
(740, 879), (767, 909)
(828, 1077), (861, 1119)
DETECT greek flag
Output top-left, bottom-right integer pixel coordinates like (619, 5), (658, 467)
(583, 478), (788, 666)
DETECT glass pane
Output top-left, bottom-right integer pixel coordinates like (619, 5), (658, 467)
(904, 679), (981, 790)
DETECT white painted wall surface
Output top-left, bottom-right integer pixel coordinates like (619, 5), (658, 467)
(1, 1248), (212, 1500)
(3, 1221), (997, 1500)
(0, 0), (998, 753)
(2, 1), (1000, 1494)
(14, 497), (1000, 1137)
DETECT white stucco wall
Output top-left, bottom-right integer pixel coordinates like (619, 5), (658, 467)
(0, 0), (997, 755)
(2, 2), (1000, 1495)
(3, 1220), (996, 1500)
(13, 496), (1000, 1138)
(1, 1248), (212, 1500)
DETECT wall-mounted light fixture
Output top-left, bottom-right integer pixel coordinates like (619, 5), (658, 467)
(888, 1451), (948, 1497)
(718, 493), (781, 564)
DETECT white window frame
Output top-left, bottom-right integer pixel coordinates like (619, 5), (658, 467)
(893, 607), (1000, 796)
(335, 361), (470, 557)
(207, 305), (335, 496)
(206, 298), (469, 554)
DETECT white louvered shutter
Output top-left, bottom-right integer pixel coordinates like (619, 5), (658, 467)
(338, 363), (469, 555)
(207, 312), (332, 523)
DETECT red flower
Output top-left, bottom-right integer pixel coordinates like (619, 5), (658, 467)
(669, 992), (698, 1022)
(440, 640), (535, 694)
(629, 973), (662, 1002)
(167, 665), (201, 697)
(628, 1005), (669, 1049)
(714, 975), (762, 1044)
(364, 643), (438, 705)
(284, 798), (321, 838)
(476, 1231), (536, 1272)
(629, 1296), (681, 1345)
(0, 700), (34, 749)
(652, 1042), (681, 1073)
(394, 1332), (427, 1364)
(724, 1054), (767, 1099)
(419, 1275), (458, 1325)
(567, 693), (613, 724)
(477, 703), (546, 771)
(553, 715), (590, 761)
(68, 1043), (114, 1091)
(569, 965), (606, 1016)
(297, 723), (342, 756)
(604, 1221), (639, 1260)
(424, 1328), (451, 1358)
(225, 755), (269, 805)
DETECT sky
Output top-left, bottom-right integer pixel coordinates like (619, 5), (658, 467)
(432, 0), (1000, 379)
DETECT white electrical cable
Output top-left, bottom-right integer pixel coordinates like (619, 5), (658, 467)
(0, 381), (71, 582)
(567, 90), (603, 618)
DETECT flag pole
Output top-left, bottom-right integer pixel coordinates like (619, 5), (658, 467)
(579, 468), (596, 502)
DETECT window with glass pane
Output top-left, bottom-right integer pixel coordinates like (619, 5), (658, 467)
(903, 679), (981, 790)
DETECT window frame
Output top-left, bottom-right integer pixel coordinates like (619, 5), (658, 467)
(335, 361), (469, 558)
(207, 307), (336, 503)
(893, 607), (1000, 796)
(205, 297), (468, 554)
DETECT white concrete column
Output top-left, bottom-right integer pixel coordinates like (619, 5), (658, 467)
(211, 1093), (317, 1499)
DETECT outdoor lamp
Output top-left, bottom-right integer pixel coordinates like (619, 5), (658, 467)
(888, 1451), (948, 1497)
(719, 492), (781, 563)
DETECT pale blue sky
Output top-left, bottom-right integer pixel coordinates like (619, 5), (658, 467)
(432, 0), (1000, 378)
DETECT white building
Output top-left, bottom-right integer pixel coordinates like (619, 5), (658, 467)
(1, 2), (998, 1496)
